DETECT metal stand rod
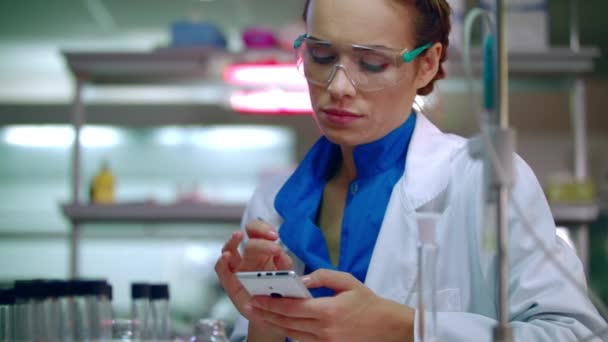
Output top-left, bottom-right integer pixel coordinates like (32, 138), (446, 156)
(71, 79), (84, 205)
(572, 79), (588, 182)
(570, 0), (580, 52)
(70, 223), (81, 279)
(569, 0), (590, 274)
(70, 79), (85, 279)
(572, 79), (590, 274)
(493, 0), (513, 340)
(494, 187), (512, 342)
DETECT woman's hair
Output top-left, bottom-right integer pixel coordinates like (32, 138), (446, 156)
(301, 0), (452, 96)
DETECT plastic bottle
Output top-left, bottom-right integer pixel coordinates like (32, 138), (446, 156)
(191, 319), (229, 342)
(416, 213), (440, 342)
(0, 288), (15, 342)
(150, 283), (171, 340)
(131, 282), (151, 340)
(91, 160), (115, 204)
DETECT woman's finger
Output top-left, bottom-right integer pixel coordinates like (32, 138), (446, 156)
(243, 238), (283, 254)
(240, 238), (283, 268)
(248, 305), (320, 339)
(221, 230), (243, 254)
(301, 269), (359, 292)
(273, 251), (293, 270)
(245, 219), (279, 241)
(215, 252), (251, 311)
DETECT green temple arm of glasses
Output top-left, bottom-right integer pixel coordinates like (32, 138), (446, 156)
(293, 34), (308, 49)
(402, 42), (432, 63)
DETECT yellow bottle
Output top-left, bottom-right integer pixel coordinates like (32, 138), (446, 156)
(91, 160), (115, 204)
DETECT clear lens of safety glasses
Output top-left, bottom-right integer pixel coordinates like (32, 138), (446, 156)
(294, 35), (432, 92)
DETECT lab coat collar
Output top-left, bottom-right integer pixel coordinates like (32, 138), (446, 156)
(399, 113), (466, 212)
(364, 113), (466, 303)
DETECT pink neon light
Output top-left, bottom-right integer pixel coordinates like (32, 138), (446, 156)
(230, 89), (312, 114)
(223, 64), (308, 88)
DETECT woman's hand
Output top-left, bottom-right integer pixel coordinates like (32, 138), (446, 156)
(214, 219), (293, 341)
(248, 269), (416, 342)
(238, 219), (293, 271)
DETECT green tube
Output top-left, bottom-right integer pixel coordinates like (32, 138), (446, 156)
(483, 35), (495, 111)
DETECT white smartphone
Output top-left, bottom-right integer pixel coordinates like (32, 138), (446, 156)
(236, 270), (312, 299)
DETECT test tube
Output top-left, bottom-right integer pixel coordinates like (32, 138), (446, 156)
(150, 283), (171, 340)
(100, 283), (113, 338)
(31, 280), (53, 341)
(85, 280), (110, 340)
(53, 280), (74, 341)
(72, 279), (109, 340)
(0, 288), (15, 342)
(13, 280), (35, 341)
(131, 282), (151, 340)
(417, 213), (440, 342)
(71, 280), (89, 340)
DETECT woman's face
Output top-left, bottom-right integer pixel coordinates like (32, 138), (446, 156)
(305, 0), (434, 147)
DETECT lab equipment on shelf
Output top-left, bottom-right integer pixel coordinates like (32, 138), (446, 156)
(72, 279), (113, 340)
(1, 278), (241, 341)
(0, 288), (15, 341)
(131, 282), (152, 340)
(150, 283), (171, 341)
(90, 160), (115, 204)
(10, 279), (112, 341)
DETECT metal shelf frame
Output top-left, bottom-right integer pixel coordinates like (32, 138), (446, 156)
(62, 203), (246, 224)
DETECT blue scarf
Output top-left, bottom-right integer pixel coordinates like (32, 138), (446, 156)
(275, 112), (417, 297)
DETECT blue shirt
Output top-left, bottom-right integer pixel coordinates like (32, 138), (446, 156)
(275, 112), (417, 297)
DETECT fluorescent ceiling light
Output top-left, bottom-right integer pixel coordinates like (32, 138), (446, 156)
(185, 243), (223, 265)
(2, 125), (121, 148)
(189, 125), (292, 150)
(155, 127), (187, 146)
(230, 89), (312, 114)
(224, 64), (307, 88)
(155, 125), (293, 150)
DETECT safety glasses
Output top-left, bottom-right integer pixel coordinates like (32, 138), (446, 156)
(294, 34), (432, 92)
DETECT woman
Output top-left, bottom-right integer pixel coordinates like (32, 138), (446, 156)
(215, 0), (606, 341)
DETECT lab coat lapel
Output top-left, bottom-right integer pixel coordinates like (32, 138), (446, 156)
(364, 113), (465, 304)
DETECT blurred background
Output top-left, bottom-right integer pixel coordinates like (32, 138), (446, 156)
(0, 0), (607, 337)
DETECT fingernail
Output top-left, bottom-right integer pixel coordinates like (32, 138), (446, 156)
(268, 230), (278, 239)
(301, 276), (311, 285)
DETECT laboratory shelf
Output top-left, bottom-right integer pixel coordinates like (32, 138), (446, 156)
(550, 202), (601, 226)
(447, 47), (600, 76)
(63, 48), (294, 84)
(62, 202), (245, 224)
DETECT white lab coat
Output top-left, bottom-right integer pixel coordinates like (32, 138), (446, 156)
(230, 114), (606, 341)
